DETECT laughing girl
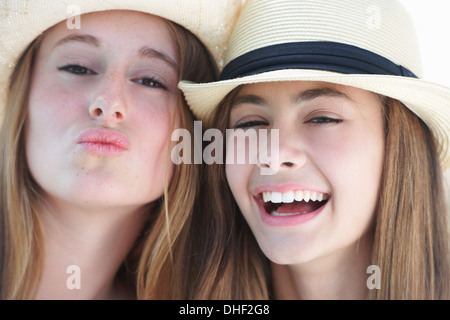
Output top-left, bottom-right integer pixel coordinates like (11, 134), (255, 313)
(180, 0), (450, 299)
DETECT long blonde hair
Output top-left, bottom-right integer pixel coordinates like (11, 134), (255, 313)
(193, 87), (450, 299)
(0, 37), (44, 299)
(0, 19), (216, 299)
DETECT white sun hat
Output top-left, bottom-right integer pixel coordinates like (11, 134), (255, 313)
(0, 0), (242, 123)
(179, 0), (450, 169)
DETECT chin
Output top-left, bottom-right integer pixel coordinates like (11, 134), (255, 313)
(256, 237), (319, 266)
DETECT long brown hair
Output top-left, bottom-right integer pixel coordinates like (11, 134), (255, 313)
(185, 86), (271, 299)
(0, 19), (216, 299)
(135, 20), (217, 299)
(193, 86), (450, 299)
(370, 97), (450, 299)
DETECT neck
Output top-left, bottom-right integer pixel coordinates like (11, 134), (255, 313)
(271, 238), (372, 300)
(34, 198), (151, 300)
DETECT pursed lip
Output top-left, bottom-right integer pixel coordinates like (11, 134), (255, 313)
(77, 128), (130, 155)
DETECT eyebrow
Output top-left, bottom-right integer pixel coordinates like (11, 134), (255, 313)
(231, 87), (351, 109)
(138, 46), (178, 71)
(54, 34), (100, 48)
(231, 94), (268, 108)
(295, 88), (351, 103)
(54, 34), (178, 71)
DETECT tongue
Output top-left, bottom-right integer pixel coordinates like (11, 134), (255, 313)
(276, 201), (317, 214)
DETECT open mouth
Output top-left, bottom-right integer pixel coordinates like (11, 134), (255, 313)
(258, 190), (329, 216)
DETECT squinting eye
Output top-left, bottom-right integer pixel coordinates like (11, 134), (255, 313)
(234, 120), (268, 129)
(308, 117), (342, 125)
(133, 77), (167, 90)
(58, 64), (96, 75)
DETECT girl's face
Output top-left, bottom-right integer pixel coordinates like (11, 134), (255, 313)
(225, 81), (385, 265)
(26, 11), (180, 212)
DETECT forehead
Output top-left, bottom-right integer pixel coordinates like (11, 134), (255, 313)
(235, 81), (380, 105)
(39, 10), (178, 62)
(239, 81), (347, 96)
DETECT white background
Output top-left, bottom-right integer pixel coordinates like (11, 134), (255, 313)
(399, 0), (450, 87)
(399, 0), (450, 197)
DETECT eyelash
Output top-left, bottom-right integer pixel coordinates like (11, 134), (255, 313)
(58, 64), (96, 75)
(234, 120), (268, 129)
(233, 116), (342, 129)
(307, 116), (342, 125)
(58, 64), (167, 90)
(132, 77), (168, 90)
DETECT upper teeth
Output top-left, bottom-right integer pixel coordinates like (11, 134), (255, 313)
(262, 190), (328, 203)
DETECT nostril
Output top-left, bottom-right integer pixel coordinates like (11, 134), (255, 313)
(92, 108), (103, 117)
(114, 111), (123, 120)
(258, 161), (295, 169)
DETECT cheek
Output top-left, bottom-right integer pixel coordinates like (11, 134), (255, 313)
(131, 92), (177, 136)
(317, 138), (382, 182)
(133, 101), (179, 174)
(225, 162), (255, 219)
(225, 133), (252, 194)
(26, 80), (84, 165)
(28, 74), (87, 131)
(225, 163), (240, 192)
(313, 125), (385, 222)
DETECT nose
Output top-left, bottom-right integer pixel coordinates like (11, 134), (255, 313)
(257, 126), (307, 174)
(89, 76), (127, 127)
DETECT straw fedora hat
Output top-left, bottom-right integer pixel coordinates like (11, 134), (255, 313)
(179, 0), (450, 169)
(0, 0), (242, 122)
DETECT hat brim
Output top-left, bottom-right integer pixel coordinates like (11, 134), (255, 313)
(179, 69), (450, 168)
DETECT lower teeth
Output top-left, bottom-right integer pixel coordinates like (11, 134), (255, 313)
(271, 211), (309, 216)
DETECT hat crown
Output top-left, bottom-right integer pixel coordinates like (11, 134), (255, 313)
(225, 0), (422, 78)
(0, 0), (240, 68)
